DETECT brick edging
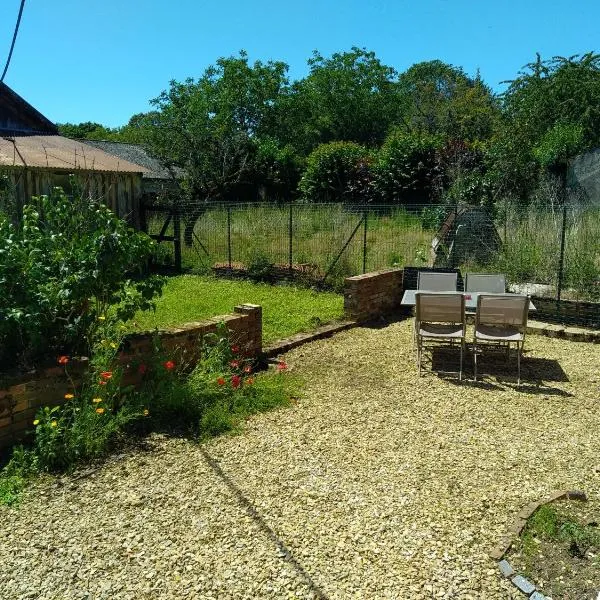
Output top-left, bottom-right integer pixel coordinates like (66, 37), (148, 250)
(262, 321), (358, 358)
(491, 489), (587, 599)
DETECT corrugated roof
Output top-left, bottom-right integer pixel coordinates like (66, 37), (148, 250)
(0, 135), (147, 173)
(83, 140), (183, 180)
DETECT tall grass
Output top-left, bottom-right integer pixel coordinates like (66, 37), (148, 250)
(145, 202), (600, 300)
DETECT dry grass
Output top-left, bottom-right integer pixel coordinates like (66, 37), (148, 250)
(1, 320), (599, 598)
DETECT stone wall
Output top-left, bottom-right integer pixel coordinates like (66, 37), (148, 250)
(344, 268), (404, 322)
(0, 304), (262, 450)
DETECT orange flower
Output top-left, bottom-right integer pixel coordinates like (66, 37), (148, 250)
(64, 393), (74, 399)
(217, 377), (226, 386)
(246, 377), (254, 385)
(100, 371), (113, 380)
(95, 407), (105, 415)
(243, 365), (252, 374)
(164, 360), (175, 371)
(58, 355), (69, 365)
(98, 380), (107, 386)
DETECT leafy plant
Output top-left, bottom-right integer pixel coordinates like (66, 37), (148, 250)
(0, 187), (164, 368)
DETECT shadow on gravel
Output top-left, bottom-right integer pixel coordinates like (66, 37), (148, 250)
(199, 446), (330, 600)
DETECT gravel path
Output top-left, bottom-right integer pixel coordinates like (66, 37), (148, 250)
(1, 320), (599, 599)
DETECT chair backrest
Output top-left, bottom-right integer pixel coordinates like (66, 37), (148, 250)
(416, 292), (465, 324)
(475, 294), (529, 329)
(465, 273), (506, 293)
(417, 271), (458, 291)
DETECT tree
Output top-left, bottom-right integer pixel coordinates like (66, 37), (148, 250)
(491, 52), (600, 201)
(144, 51), (290, 204)
(283, 48), (402, 152)
(397, 60), (500, 142)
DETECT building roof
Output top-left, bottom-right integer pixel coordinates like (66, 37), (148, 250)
(0, 135), (148, 173)
(0, 82), (58, 135)
(83, 140), (182, 180)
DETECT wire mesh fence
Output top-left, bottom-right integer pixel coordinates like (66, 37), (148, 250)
(141, 200), (600, 324)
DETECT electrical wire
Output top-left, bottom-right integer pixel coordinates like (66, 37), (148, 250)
(1, 0), (26, 83)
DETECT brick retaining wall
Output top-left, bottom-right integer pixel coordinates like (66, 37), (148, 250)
(344, 268), (404, 322)
(0, 304), (262, 450)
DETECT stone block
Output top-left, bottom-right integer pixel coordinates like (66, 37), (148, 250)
(498, 559), (514, 578)
(511, 575), (536, 595)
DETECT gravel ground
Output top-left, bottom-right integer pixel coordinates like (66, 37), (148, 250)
(1, 320), (599, 599)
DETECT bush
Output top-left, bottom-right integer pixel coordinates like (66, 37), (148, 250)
(372, 130), (441, 205)
(0, 187), (164, 368)
(299, 141), (374, 203)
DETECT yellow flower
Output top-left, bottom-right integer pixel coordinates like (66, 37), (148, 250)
(92, 397), (103, 403)
(143, 409), (149, 416)
(98, 315), (106, 321)
(33, 419), (39, 426)
(64, 393), (74, 399)
(110, 342), (117, 349)
(51, 420), (58, 427)
(96, 407), (105, 415)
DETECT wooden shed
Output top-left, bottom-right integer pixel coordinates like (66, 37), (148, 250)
(0, 82), (147, 225)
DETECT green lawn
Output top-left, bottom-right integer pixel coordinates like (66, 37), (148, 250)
(130, 275), (345, 343)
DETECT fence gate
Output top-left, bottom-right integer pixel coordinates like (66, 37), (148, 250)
(140, 202), (182, 271)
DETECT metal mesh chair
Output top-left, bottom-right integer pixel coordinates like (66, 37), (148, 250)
(415, 292), (466, 380)
(465, 273), (506, 294)
(417, 271), (458, 291)
(473, 294), (530, 384)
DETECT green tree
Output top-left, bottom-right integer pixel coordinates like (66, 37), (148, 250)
(284, 47), (402, 152)
(397, 60), (499, 142)
(299, 141), (373, 203)
(144, 51), (290, 203)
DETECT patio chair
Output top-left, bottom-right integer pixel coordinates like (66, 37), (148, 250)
(465, 273), (506, 294)
(415, 293), (466, 380)
(417, 271), (458, 291)
(473, 294), (530, 385)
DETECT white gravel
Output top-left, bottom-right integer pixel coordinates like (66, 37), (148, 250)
(1, 320), (599, 599)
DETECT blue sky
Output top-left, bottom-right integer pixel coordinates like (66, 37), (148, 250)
(1, 0), (598, 127)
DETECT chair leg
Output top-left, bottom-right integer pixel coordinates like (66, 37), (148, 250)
(459, 339), (464, 381)
(417, 338), (422, 377)
(473, 339), (478, 381)
(517, 340), (521, 385)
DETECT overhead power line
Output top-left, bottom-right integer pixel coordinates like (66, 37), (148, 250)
(1, 0), (27, 83)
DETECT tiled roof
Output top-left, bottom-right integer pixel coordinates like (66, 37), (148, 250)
(0, 135), (147, 173)
(83, 140), (182, 180)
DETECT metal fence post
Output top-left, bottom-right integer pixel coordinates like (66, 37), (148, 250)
(362, 207), (368, 274)
(556, 202), (567, 302)
(288, 203), (293, 273)
(173, 203), (182, 272)
(227, 205), (232, 269)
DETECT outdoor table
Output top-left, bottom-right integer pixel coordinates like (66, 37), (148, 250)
(400, 290), (536, 312)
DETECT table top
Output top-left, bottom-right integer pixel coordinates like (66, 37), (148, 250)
(400, 290), (536, 311)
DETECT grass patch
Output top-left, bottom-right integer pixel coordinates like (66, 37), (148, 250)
(510, 502), (600, 599)
(130, 275), (344, 343)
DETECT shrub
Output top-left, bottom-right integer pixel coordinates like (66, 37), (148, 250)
(0, 187), (164, 368)
(299, 141), (374, 203)
(31, 322), (146, 472)
(372, 129), (441, 205)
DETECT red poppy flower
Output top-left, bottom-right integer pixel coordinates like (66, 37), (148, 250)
(164, 360), (175, 371)
(231, 375), (241, 389)
(231, 345), (240, 353)
(58, 355), (69, 365)
(277, 361), (288, 371)
(217, 377), (226, 386)
(229, 360), (240, 369)
(100, 371), (113, 380)
(138, 364), (147, 375)
(243, 365), (252, 374)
